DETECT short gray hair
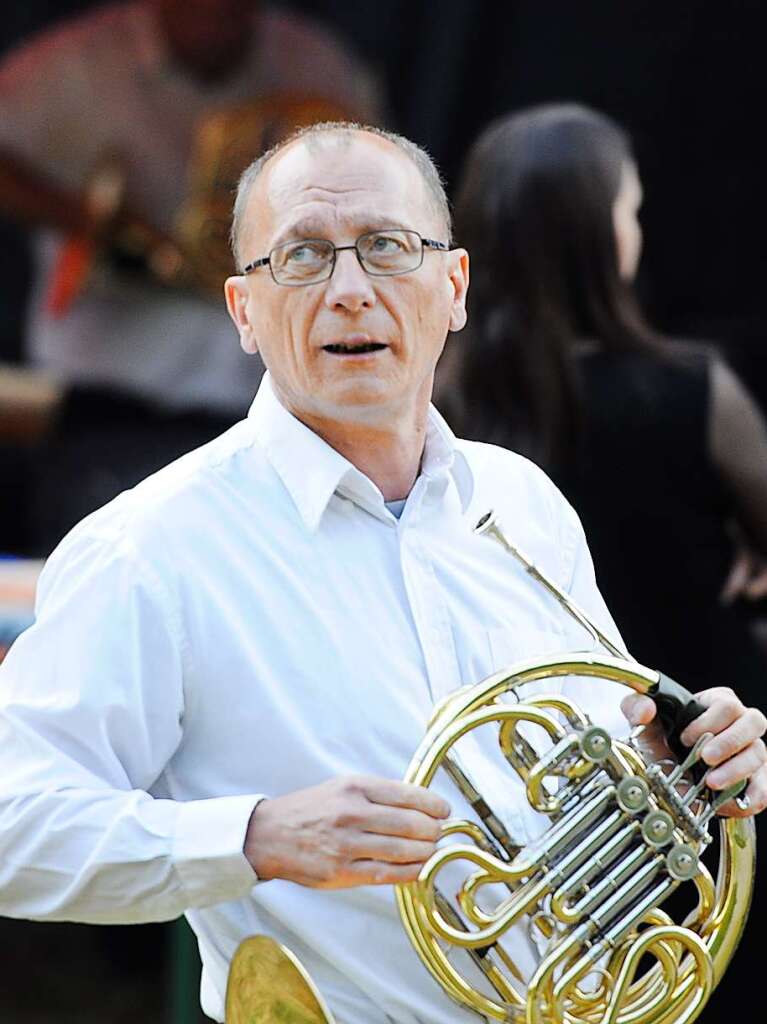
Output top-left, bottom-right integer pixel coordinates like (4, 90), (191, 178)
(230, 121), (452, 268)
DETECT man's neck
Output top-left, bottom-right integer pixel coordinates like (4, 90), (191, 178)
(298, 407), (429, 502)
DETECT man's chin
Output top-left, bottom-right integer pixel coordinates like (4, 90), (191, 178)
(311, 384), (407, 425)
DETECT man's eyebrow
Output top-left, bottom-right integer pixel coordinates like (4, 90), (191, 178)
(270, 216), (412, 248)
(270, 218), (326, 247)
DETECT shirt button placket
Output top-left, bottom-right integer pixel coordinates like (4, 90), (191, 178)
(399, 481), (462, 704)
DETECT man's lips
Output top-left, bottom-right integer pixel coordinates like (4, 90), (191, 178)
(321, 337), (389, 355)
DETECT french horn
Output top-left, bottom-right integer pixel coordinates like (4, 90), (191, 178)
(227, 511), (756, 1024)
(227, 935), (336, 1024)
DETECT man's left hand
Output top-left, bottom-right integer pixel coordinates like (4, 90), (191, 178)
(621, 686), (767, 818)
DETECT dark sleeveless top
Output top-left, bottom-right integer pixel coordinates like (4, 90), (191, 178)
(553, 350), (767, 1024)
(553, 349), (766, 693)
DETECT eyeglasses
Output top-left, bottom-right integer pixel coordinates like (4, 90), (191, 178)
(242, 229), (450, 286)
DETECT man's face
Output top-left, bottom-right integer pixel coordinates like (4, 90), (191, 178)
(226, 133), (469, 430)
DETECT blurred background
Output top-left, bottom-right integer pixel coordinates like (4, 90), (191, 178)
(1, 1), (765, 1021)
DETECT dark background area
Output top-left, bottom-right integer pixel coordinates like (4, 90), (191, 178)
(1, 1), (765, 1021)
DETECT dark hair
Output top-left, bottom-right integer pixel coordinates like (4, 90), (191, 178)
(449, 103), (666, 469)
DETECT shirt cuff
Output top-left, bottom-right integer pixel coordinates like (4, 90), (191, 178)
(172, 793), (266, 907)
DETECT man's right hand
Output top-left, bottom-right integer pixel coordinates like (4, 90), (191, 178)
(243, 776), (451, 888)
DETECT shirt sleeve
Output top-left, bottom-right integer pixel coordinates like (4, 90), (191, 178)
(0, 528), (259, 924)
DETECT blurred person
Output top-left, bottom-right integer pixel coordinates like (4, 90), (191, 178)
(441, 102), (767, 1024)
(0, 0), (382, 552)
(442, 102), (767, 698)
(0, 120), (764, 1023)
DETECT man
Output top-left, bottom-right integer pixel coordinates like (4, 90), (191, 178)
(0, 124), (765, 1023)
(0, 0), (381, 548)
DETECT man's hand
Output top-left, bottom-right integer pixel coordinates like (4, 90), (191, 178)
(243, 775), (451, 888)
(621, 687), (767, 817)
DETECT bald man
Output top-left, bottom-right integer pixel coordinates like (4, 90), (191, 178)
(1, 124), (764, 1023)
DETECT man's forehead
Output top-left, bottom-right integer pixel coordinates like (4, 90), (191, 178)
(249, 133), (430, 237)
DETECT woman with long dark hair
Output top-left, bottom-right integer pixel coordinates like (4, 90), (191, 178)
(444, 102), (767, 693)
(442, 100), (767, 1024)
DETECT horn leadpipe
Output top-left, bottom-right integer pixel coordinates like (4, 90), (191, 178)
(474, 511), (630, 661)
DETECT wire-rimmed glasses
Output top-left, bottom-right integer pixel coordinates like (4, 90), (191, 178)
(242, 229), (450, 286)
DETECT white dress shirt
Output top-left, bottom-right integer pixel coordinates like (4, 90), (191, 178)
(0, 374), (628, 1023)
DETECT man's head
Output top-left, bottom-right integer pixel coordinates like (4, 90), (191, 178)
(152, 0), (259, 81)
(225, 124), (469, 431)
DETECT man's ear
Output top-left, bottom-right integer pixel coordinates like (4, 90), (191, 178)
(447, 249), (469, 333)
(225, 276), (259, 355)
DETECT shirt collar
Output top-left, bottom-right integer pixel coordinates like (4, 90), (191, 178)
(247, 373), (474, 531)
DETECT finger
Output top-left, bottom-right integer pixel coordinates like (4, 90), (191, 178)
(678, 688), (743, 746)
(361, 805), (445, 842)
(361, 778), (450, 819)
(346, 859), (431, 886)
(349, 834), (438, 865)
(716, 762), (767, 818)
(706, 739), (767, 790)
(699, 708), (767, 767)
(620, 693), (657, 727)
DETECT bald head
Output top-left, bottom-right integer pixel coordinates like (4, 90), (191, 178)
(230, 123), (451, 269)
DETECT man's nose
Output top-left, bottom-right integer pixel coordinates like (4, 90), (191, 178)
(323, 249), (376, 312)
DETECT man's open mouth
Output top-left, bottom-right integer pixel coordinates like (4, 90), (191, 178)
(322, 342), (388, 354)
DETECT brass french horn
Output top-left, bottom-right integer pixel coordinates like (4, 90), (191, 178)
(228, 511), (756, 1024)
(226, 935), (336, 1024)
(394, 512), (755, 1024)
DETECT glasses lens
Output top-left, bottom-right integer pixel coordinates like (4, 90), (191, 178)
(270, 239), (335, 284)
(357, 230), (422, 275)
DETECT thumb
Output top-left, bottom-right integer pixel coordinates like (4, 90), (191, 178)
(620, 693), (657, 727)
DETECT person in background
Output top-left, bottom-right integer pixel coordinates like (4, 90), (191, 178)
(442, 101), (767, 697)
(0, 0), (382, 552)
(440, 101), (767, 1023)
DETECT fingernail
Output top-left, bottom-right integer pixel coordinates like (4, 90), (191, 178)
(706, 769), (724, 789)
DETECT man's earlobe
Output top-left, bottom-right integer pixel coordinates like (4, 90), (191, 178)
(447, 249), (470, 334)
(449, 305), (468, 333)
(225, 276), (259, 354)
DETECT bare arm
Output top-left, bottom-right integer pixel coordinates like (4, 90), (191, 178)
(0, 146), (179, 261)
(0, 146), (91, 236)
(708, 357), (767, 554)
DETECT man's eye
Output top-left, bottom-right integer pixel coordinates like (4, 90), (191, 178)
(369, 234), (404, 253)
(285, 243), (326, 264)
